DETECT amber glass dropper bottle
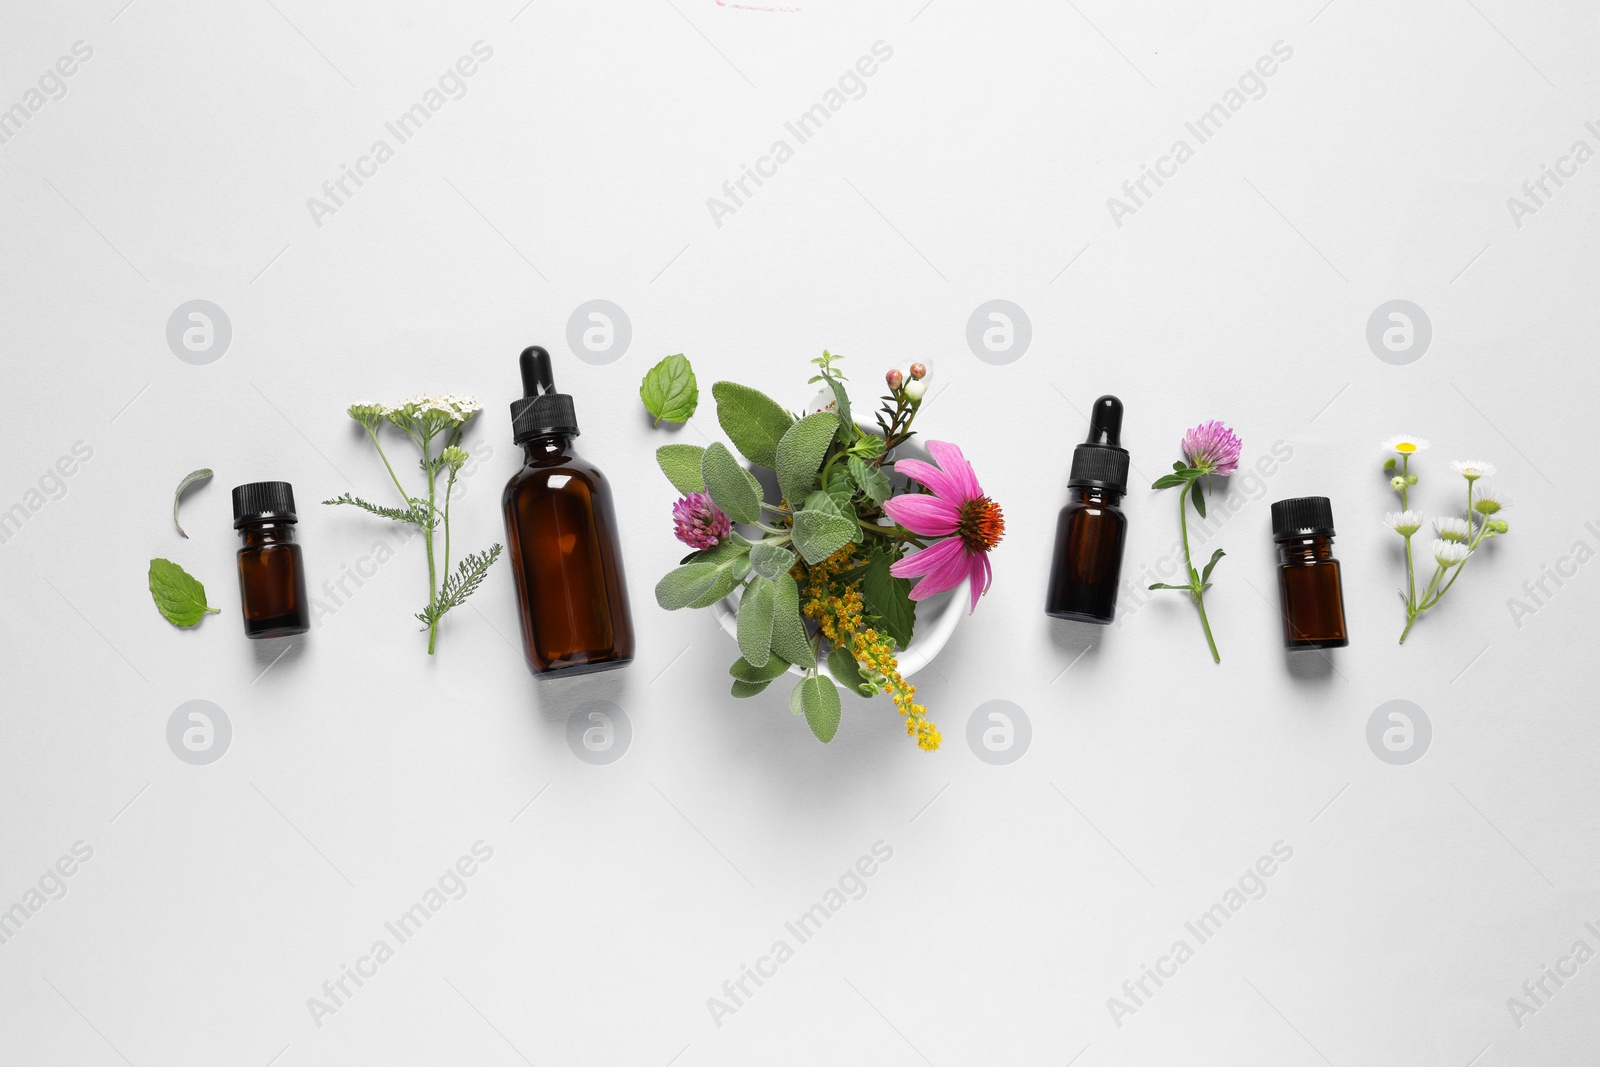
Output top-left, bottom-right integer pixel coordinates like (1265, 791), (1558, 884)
(1045, 395), (1130, 624)
(501, 345), (635, 677)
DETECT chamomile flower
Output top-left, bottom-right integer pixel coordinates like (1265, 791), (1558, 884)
(1431, 539), (1470, 567)
(1433, 516), (1470, 542)
(1472, 486), (1510, 515)
(1385, 510), (1423, 536)
(1381, 435), (1430, 456)
(1451, 460), (1496, 481)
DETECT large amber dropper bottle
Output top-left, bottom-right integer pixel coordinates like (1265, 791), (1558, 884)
(501, 346), (634, 677)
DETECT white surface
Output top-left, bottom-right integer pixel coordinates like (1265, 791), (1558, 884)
(2, 1), (1598, 1064)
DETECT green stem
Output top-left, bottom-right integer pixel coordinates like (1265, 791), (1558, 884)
(422, 430), (439, 655)
(1177, 482), (1221, 663)
(367, 428), (419, 525)
(1400, 454), (1415, 610)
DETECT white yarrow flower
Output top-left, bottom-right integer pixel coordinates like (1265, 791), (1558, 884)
(1434, 516), (1471, 543)
(1431, 539), (1470, 567)
(1385, 510), (1423, 536)
(1451, 459), (1496, 480)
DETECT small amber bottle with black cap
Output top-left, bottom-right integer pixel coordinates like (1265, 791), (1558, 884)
(1046, 395), (1130, 624)
(233, 481), (311, 639)
(502, 345), (634, 677)
(1270, 496), (1349, 649)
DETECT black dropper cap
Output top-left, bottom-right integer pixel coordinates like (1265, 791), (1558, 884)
(1271, 496), (1336, 540)
(232, 481), (298, 528)
(510, 345), (580, 445)
(1068, 395), (1129, 495)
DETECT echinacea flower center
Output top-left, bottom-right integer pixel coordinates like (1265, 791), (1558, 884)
(958, 496), (1005, 553)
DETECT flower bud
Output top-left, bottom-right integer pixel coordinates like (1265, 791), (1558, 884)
(1390, 476), (1407, 491)
(1406, 474), (1418, 485)
(909, 362), (927, 381)
(1383, 458), (1396, 471)
(885, 368), (904, 391)
(904, 378), (927, 401)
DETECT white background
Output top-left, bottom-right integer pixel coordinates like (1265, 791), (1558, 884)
(2, 0), (1598, 1064)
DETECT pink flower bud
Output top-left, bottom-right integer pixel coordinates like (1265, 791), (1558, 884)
(885, 368), (904, 391)
(909, 362), (927, 381)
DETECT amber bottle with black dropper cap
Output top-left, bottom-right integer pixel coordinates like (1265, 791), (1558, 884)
(1270, 496), (1349, 650)
(502, 345), (635, 677)
(1046, 396), (1130, 624)
(233, 481), (311, 639)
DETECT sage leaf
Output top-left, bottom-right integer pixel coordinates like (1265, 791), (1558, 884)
(172, 468), (213, 538)
(737, 576), (776, 667)
(861, 550), (915, 649)
(656, 444), (706, 494)
(791, 674), (842, 742)
(712, 381), (792, 468)
(640, 353), (698, 426)
(730, 653), (791, 684)
(775, 412), (838, 504)
(791, 509), (856, 564)
(827, 646), (870, 696)
(770, 572), (816, 668)
(148, 558), (221, 627)
(749, 540), (796, 581)
(701, 442), (762, 524)
(731, 679), (774, 698)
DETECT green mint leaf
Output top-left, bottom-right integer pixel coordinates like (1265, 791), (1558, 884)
(656, 444), (706, 494)
(854, 434), (887, 460)
(847, 455), (892, 505)
(770, 572), (816, 668)
(774, 412), (839, 504)
(820, 373), (854, 444)
(827, 646), (870, 696)
(736, 576), (777, 667)
(712, 381), (792, 469)
(172, 468), (212, 538)
(148, 558), (220, 627)
(792, 673), (842, 743)
(640, 353), (699, 427)
(791, 509), (856, 564)
(861, 549), (915, 649)
(701, 442), (763, 525)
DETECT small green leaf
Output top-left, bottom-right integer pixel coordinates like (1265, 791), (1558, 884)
(861, 550), (915, 649)
(1152, 473), (1186, 490)
(656, 444), (706, 494)
(731, 679), (774, 698)
(775, 412), (839, 504)
(640, 353), (699, 426)
(770, 572), (816, 668)
(847, 456), (892, 505)
(1191, 481), (1207, 519)
(1173, 460), (1187, 472)
(712, 381), (792, 469)
(1148, 582), (1188, 590)
(791, 509), (856, 564)
(827, 646), (870, 696)
(148, 558), (221, 627)
(172, 468), (212, 538)
(854, 435), (887, 460)
(737, 576), (777, 667)
(701, 442), (762, 524)
(749, 540), (796, 582)
(792, 674), (843, 742)
(1201, 548), (1225, 585)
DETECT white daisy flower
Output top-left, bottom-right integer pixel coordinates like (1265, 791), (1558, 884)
(1431, 539), (1470, 567)
(1472, 485), (1510, 515)
(1384, 510), (1423, 536)
(1451, 459), (1496, 480)
(1381, 435), (1430, 456)
(1433, 516), (1471, 542)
